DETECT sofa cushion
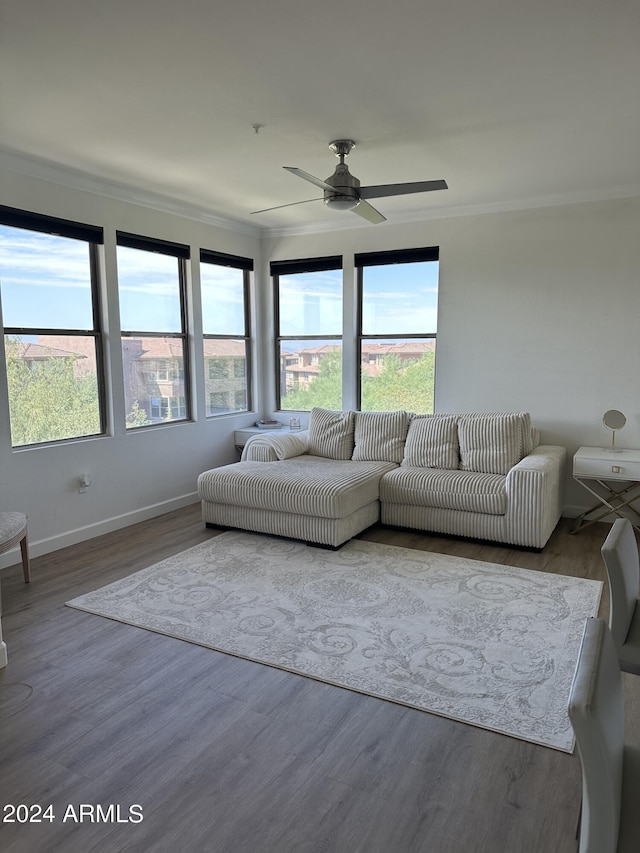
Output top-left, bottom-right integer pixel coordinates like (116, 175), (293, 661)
(307, 408), (355, 460)
(198, 456), (397, 519)
(402, 414), (459, 469)
(458, 412), (532, 475)
(352, 410), (409, 464)
(381, 467), (508, 515)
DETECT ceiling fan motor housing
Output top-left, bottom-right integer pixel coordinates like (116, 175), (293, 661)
(324, 163), (361, 210)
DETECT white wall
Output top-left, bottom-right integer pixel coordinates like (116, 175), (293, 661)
(263, 196), (640, 514)
(0, 171), (263, 567)
(1, 167), (639, 568)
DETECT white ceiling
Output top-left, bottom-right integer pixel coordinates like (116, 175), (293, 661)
(1, 0), (639, 234)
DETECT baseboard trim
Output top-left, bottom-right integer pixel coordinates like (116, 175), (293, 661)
(0, 493), (200, 570)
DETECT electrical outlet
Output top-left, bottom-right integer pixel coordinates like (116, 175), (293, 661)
(78, 473), (92, 493)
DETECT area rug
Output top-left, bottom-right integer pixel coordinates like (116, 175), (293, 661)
(66, 531), (602, 751)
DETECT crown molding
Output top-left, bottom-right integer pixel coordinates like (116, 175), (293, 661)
(0, 147), (261, 238)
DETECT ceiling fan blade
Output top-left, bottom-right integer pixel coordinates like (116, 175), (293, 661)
(359, 179), (448, 200)
(250, 197), (323, 215)
(283, 167), (336, 192)
(351, 200), (386, 224)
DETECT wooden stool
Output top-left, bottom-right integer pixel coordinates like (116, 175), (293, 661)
(0, 512), (31, 583)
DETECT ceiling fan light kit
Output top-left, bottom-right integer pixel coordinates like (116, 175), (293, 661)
(325, 195), (360, 211)
(251, 139), (448, 224)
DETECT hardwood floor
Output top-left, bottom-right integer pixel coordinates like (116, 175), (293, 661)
(1, 507), (638, 853)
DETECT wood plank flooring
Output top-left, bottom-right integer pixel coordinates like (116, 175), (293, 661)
(1, 507), (638, 853)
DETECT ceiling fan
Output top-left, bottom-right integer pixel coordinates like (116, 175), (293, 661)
(252, 140), (448, 224)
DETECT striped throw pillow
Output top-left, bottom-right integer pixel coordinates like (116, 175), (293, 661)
(307, 408), (355, 460)
(352, 410), (409, 463)
(401, 414), (460, 469)
(458, 412), (530, 475)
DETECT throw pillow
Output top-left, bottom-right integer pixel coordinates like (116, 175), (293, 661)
(458, 412), (530, 475)
(401, 414), (460, 469)
(307, 408), (355, 460)
(352, 410), (409, 464)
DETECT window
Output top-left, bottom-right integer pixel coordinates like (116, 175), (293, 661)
(117, 232), (191, 428)
(150, 396), (186, 420)
(272, 256), (343, 411)
(356, 247), (439, 413)
(200, 249), (253, 417)
(0, 206), (106, 447)
(147, 359), (183, 381)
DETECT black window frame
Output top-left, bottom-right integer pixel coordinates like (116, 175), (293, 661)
(116, 231), (192, 429)
(355, 246), (439, 411)
(199, 248), (254, 418)
(0, 205), (107, 448)
(271, 255), (343, 411)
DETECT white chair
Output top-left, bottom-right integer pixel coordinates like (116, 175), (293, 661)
(601, 518), (640, 673)
(568, 617), (640, 853)
(0, 511), (31, 582)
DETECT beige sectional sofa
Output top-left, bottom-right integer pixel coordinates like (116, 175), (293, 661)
(197, 409), (567, 550)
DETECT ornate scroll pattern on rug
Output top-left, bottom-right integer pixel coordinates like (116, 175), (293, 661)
(67, 532), (602, 752)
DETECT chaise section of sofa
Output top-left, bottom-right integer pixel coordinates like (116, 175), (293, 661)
(197, 408), (567, 549)
(198, 455), (397, 548)
(197, 409), (406, 548)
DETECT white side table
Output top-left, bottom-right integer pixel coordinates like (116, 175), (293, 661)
(234, 426), (296, 451)
(572, 446), (640, 533)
